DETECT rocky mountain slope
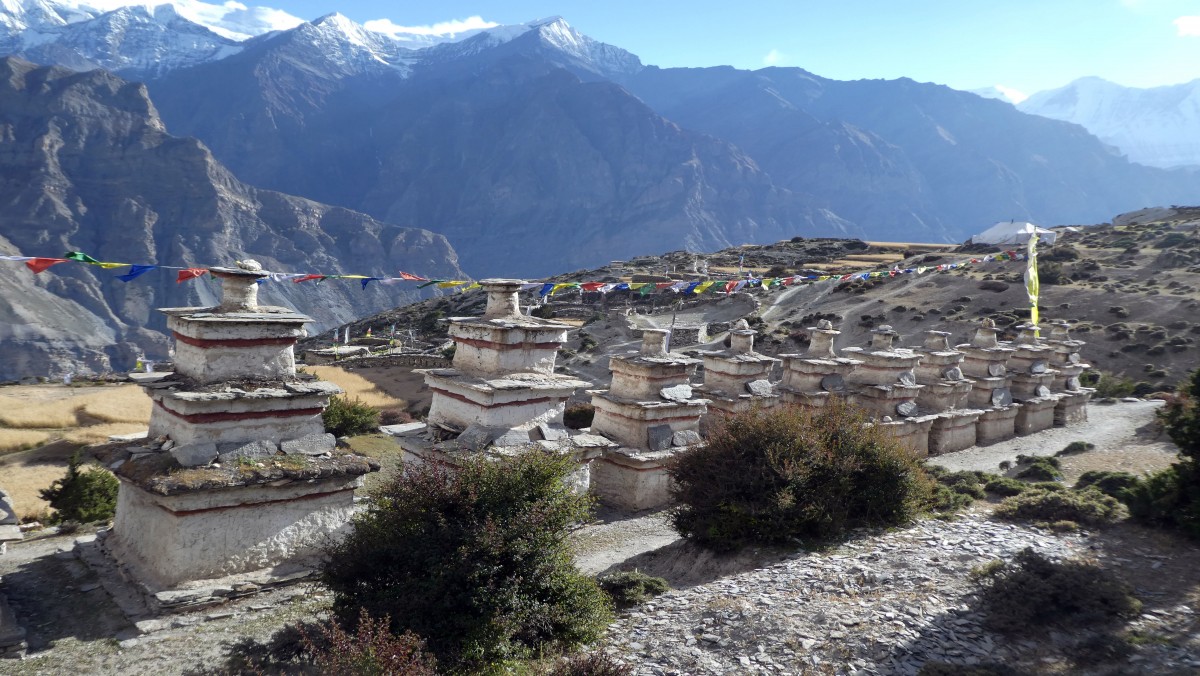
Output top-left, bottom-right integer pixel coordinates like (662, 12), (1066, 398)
(0, 56), (463, 380)
(320, 207), (1200, 396)
(1019, 77), (1200, 169)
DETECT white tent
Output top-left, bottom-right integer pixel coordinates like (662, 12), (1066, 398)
(969, 221), (1058, 246)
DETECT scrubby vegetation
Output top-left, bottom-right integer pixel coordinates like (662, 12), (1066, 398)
(38, 450), (118, 524)
(1013, 454), (1063, 482)
(669, 401), (935, 552)
(321, 451), (611, 671)
(1056, 441), (1095, 456)
(322, 395), (380, 437)
(597, 570), (671, 609)
(562, 403), (596, 430)
(1075, 471), (1141, 501)
(993, 486), (1128, 529)
(973, 548), (1142, 634)
(301, 610), (438, 675)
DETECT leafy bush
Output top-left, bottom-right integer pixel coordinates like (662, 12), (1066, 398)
(974, 548), (1141, 634)
(669, 401), (934, 552)
(321, 451), (611, 670)
(545, 652), (633, 676)
(1126, 366), (1200, 538)
(1056, 441), (1095, 456)
(301, 610), (437, 676)
(563, 403), (595, 430)
(1014, 455), (1062, 481)
(1081, 371), (1136, 398)
(39, 451), (118, 524)
(1075, 471), (1141, 501)
(993, 487), (1128, 528)
(597, 570), (670, 609)
(322, 396), (380, 437)
(984, 477), (1028, 497)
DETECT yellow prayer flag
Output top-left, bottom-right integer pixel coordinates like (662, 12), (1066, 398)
(696, 281), (714, 293)
(437, 280), (468, 288)
(97, 262), (131, 269)
(1024, 236), (1040, 329)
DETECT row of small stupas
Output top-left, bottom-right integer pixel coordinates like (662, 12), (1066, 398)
(392, 280), (1094, 511)
(89, 274), (1091, 603)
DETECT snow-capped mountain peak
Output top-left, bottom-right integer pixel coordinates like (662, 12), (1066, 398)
(1019, 77), (1200, 169)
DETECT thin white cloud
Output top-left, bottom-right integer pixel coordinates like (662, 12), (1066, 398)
(1176, 15), (1200, 36)
(762, 49), (784, 66)
(363, 15), (498, 38)
(995, 85), (1029, 104)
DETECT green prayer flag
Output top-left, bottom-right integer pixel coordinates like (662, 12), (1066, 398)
(64, 251), (100, 264)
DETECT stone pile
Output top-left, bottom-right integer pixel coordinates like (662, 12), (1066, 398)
(956, 319), (1022, 444)
(1045, 321), (1095, 425)
(777, 320), (860, 409)
(1003, 325), (1062, 435)
(913, 331), (983, 455)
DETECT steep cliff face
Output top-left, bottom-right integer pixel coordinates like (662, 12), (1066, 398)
(0, 57), (463, 379)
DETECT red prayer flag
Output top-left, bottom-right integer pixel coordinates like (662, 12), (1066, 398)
(580, 282), (604, 292)
(25, 258), (68, 273)
(655, 282), (674, 289)
(176, 268), (208, 283)
(397, 271), (427, 281)
(724, 281), (738, 293)
(292, 274), (326, 283)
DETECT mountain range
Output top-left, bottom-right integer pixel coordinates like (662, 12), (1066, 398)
(0, 55), (462, 379)
(0, 1), (1198, 377)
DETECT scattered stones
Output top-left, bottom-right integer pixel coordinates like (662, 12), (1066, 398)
(170, 442), (218, 467)
(380, 422), (427, 437)
(672, 430), (702, 447)
(647, 425), (675, 451)
(660, 384), (694, 402)
(745, 380), (773, 397)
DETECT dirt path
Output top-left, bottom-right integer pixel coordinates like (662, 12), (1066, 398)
(929, 400), (1178, 482)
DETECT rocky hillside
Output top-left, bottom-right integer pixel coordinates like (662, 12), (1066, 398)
(0, 57), (464, 380)
(314, 207), (1200, 395)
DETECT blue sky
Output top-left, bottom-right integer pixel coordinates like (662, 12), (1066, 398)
(262, 0), (1200, 98)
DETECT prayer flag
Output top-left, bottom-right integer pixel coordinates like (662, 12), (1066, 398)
(437, 280), (468, 288)
(64, 251), (100, 264)
(176, 268), (208, 283)
(417, 280), (442, 288)
(117, 264), (157, 282)
(539, 282), (555, 296)
(26, 258), (68, 274)
(398, 271), (428, 281)
(96, 262), (130, 269)
(1025, 236), (1040, 329)
(292, 274), (326, 283)
(696, 281), (714, 293)
(360, 277), (382, 289)
(0, 255), (35, 262)
(581, 282), (604, 292)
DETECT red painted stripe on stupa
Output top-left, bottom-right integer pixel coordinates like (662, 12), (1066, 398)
(155, 400), (322, 423)
(172, 331), (296, 348)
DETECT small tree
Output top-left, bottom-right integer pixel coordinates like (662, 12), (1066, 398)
(39, 451), (119, 524)
(669, 400), (934, 552)
(1127, 367), (1200, 537)
(321, 451), (611, 670)
(322, 396), (380, 437)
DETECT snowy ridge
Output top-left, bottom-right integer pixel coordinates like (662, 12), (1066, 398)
(0, 1), (641, 79)
(1019, 77), (1200, 169)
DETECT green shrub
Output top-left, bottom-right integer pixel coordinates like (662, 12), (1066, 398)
(321, 451), (611, 670)
(597, 571), (670, 609)
(993, 487), (1128, 528)
(984, 477), (1028, 497)
(39, 451), (118, 524)
(1014, 455), (1063, 481)
(1129, 367), (1200, 538)
(322, 396), (380, 437)
(545, 652), (633, 675)
(668, 401), (934, 552)
(1075, 471), (1141, 501)
(301, 610), (437, 676)
(562, 403), (595, 430)
(1056, 441), (1095, 456)
(974, 548), (1141, 634)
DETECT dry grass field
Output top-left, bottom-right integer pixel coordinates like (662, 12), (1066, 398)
(0, 384), (152, 520)
(304, 365), (407, 409)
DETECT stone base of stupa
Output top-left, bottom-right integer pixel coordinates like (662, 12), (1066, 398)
(975, 405), (1022, 444)
(1054, 389), (1094, 426)
(104, 453), (376, 599)
(589, 394), (706, 451)
(590, 446), (689, 511)
(779, 388), (842, 409)
(851, 384), (923, 420)
(1014, 396), (1061, 435)
(876, 415), (937, 457)
(916, 380), (973, 412)
(927, 409), (984, 455)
